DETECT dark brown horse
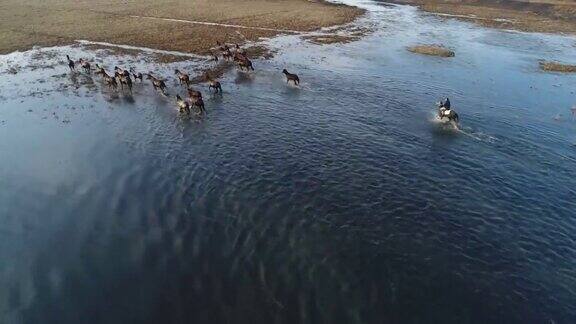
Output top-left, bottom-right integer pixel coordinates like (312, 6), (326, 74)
(66, 55), (75, 71)
(282, 69), (299, 85)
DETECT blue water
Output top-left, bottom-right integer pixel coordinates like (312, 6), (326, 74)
(1, 1), (576, 323)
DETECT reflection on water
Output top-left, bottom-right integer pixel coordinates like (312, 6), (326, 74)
(1, 1), (576, 323)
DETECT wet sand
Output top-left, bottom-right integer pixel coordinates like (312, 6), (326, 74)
(388, 0), (576, 34)
(0, 0), (364, 55)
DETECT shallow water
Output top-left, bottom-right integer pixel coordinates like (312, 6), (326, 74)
(1, 1), (576, 323)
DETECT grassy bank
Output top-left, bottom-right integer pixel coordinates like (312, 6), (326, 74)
(0, 0), (364, 55)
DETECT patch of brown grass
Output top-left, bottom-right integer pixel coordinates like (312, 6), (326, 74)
(539, 61), (576, 72)
(407, 45), (455, 57)
(303, 34), (360, 45)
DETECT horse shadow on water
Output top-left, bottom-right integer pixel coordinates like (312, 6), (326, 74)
(234, 70), (255, 85)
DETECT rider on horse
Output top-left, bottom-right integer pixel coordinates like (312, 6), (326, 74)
(437, 97), (458, 123)
(440, 97), (451, 110)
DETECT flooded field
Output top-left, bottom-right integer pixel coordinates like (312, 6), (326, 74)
(1, 1), (576, 323)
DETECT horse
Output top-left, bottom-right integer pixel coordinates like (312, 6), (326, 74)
(94, 64), (106, 76)
(146, 73), (167, 94)
(282, 69), (299, 85)
(175, 95), (191, 115)
(216, 41), (229, 52)
(189, 96), (206, 115)
(237, 57), (254, 71)
(174, 69), (190, 87)
(114, 66), (130, 78)
(102, 71), (118, 90)
(130, 67), (143, 82)
(222, 50), (233, 61)
(234, 44), (247, 56)
(438, 105), (459, 124)
(79, 59), (91, 73)
(187, 87), (203, 100)
(206, 74), (222, 93)
(66, 55), (75, 71)
(115, 71), (133, 93)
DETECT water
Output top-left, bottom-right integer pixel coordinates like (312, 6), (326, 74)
(1, 1), (576, 323)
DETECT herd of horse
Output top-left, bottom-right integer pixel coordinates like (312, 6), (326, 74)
(65, 42), (301, 116)
(66, 43), (458, 123)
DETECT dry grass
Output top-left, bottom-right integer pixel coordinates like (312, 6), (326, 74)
(539, 61), (576, 72)
(0, 0), (364, 55)
(407, 45), (455, 57)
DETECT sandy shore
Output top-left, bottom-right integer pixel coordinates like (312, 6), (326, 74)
(0, 0), (364, 55)
(390, 0), (576, 34)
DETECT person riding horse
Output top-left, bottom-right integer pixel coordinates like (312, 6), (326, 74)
(438, 97), (459, 123)
(440, 97), (451, 109)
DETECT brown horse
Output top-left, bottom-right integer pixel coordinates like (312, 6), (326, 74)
(102, 71), (118, 90)
(115, 71), (133, 93)
(174, 69), (190, 87)
(238, 60), (254, 71)
(189, 96), (206, 115)
(206, 74), (222, 93)
(146, 73), (167, 94)
(187, 87), (203, 100)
